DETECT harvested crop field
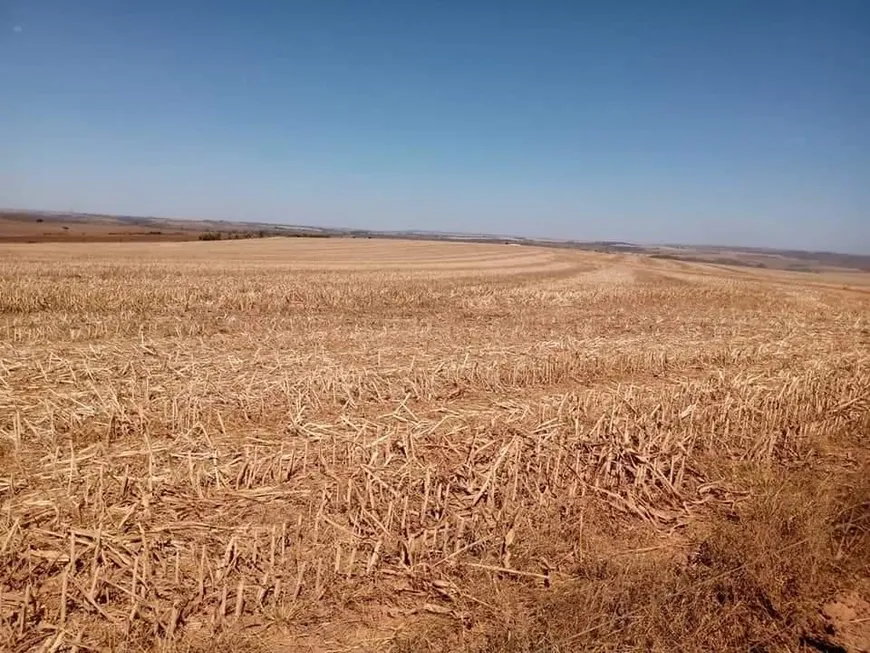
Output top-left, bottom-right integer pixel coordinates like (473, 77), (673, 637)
(1, 238), (868, 652)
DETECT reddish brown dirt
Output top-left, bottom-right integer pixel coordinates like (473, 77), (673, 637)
(824, 585), (870, 652)
(0, 217), (203, 242)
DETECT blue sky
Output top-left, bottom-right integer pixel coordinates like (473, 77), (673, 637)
(1, 1), (868, 252)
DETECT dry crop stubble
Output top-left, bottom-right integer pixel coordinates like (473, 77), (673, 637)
(0, 238), (868, 652)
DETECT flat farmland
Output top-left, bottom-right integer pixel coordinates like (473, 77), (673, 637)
(1, 238), (868, 652)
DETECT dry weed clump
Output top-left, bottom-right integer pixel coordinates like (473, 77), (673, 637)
(0, 238), (868, 651)
(424, 470), (870, 653)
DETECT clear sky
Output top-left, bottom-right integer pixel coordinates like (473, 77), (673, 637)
(2, 1), (868, 252)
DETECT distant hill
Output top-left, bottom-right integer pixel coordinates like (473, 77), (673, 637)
(2, 209), (868, 272)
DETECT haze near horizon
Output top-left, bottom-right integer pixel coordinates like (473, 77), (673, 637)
(1, 1), (868, 253)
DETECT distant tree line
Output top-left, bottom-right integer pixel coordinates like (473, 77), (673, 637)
(198, 230), (333, 241)
(198, 231), (268, 241)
